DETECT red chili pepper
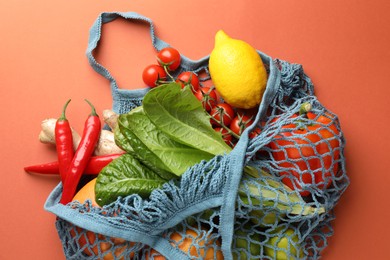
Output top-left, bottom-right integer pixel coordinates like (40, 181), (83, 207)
(268, 103), (340, 196)
(24, 153), (123, 175)
(55, 99), (73, 183)
(60, 99), (101, 204)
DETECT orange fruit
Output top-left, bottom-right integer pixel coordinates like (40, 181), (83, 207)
(145, 228), (224, 260)
(70, 178), (135, 260)
(72, 178), (98, 206)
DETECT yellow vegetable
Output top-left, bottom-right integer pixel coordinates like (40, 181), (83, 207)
(209, 30), (267, 109)
(265, 227), (304, 260)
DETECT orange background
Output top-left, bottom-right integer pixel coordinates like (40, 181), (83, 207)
(1, 0), (389, 259)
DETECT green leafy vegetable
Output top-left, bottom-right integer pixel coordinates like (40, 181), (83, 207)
(117, 106), (214, 177)
(114, 126), (134, 154)
(95, 153), (167, 206)
(143, 83), (231, 155)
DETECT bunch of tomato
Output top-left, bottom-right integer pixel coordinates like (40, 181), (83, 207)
(142, 47), (261, 148)
(142, 47), (340, 196)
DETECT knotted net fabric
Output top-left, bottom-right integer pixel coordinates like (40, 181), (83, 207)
(44, 12), (349, 260)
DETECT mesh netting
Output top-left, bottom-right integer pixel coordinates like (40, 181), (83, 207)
(45, 41), (349, 259)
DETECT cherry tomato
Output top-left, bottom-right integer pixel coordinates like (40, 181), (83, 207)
(156, 47), (181, 71)
(214, 127), (233, 147)
(230, 115), (254, 135)
(193, 87), (218, 111)
(142, 64), (167, 88)
(210, 103), (235, 127)
(176, 71), (200, 92)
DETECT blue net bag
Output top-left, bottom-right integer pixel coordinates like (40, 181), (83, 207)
(44, 12), (349, 259)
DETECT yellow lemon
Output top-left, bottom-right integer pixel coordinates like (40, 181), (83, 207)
(209, 30), (267, 109)
(264, 227), (304, 260)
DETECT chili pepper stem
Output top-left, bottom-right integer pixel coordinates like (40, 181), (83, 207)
(84, 99), (98, 117)
(59, 99), (71, 121)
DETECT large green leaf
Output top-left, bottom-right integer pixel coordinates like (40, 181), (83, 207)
(118, 106), (215, 177)
(114, 126), (134, 154)
(95, 153), (166, 206)
(143, 83), (232, 156)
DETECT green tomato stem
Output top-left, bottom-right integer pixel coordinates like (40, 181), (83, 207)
(162, 64), (176, 82)
(299, 102), (312, 115)
(210, 115), (241, 139)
